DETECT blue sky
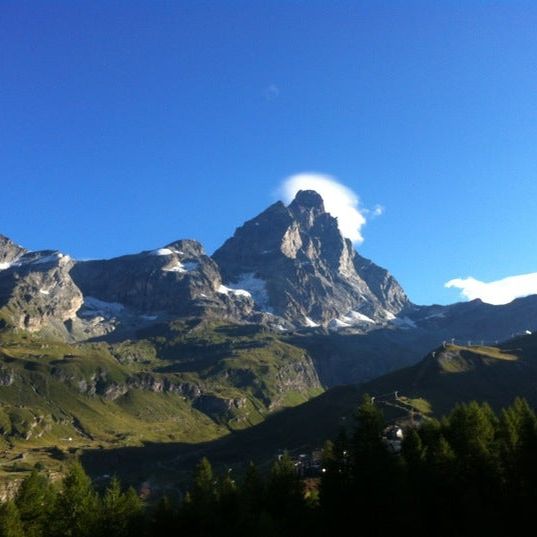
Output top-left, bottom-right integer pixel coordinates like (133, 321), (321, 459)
(1, 1), (537, 305)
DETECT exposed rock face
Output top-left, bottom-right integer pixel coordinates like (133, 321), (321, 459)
(0, 250), (83, 332)
(71, 239), (253, 320)
(0, 235), (26, 266)
(213, 190), (411, 325)
(0, 367), (15, 386)
(353, 254), (409, 314)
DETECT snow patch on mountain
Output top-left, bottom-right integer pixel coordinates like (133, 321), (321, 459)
(342, 311), (375, 324)
(149, 248), (174, 256)
(32, 253), (66, 265)
(163, 260), (200, 273)
(303, 317), (320, 328)
(217, 285), (252, 298)
(328, 318), (351, 330)
(80, 296), (125, 317)
(226, 273), (270, 310)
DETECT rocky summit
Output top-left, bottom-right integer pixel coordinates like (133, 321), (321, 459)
(214, 190), (410, 326)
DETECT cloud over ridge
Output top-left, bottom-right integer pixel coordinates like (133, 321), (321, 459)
(280, 173), (367, 243)
(445, 272), (537, 305)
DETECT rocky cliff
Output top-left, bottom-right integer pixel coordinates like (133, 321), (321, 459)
(71, 239), (253, 322)
(213, 190), (410, 326)
(0, 249), (83, 333)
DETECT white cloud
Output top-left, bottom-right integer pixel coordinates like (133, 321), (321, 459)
(445, 272), (537, 305)
(279, 173), (367, 243)
(263, 84), (280, 101)
(372, 204), (385, 217)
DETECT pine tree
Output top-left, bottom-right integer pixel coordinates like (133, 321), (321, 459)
(351, 394), (387, 484)
(241, 462), (264, 514)
(50, 462), (99, 537)
(266, 453), (304, 536)
(15, 470), (55, 537)
(350, 395), (405, 534)
(510, 397), (537, 528)
(181, 457), (218, 537)
(215, 471), (238, 537)
(0, 501), (25, 537)
(189, 457), (216, 510)
(402, 428), (424, 471)
(319, 439), (348, 518)
(237, 462), (266, 536)
(98, 477), (143, 537)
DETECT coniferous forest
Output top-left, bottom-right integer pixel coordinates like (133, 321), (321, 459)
(1, 397), (537, 537)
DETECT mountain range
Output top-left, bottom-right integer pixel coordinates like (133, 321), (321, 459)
(1, 190), (534, 345)
(0, 190), (536, 492)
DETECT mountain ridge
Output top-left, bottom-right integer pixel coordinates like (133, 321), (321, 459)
(0, 190), (414, 338)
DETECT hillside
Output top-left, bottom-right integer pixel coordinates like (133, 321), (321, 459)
(365, 332), (537, 415)
(0, 321), (322, 488)
(78, 332), (537, 490)
(2, 191), (537, 494)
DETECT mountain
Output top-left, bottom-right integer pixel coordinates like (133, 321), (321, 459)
(1, 190), (536, 382)
(71, 240), (255, 327)
(1, 190), (537, 490)
(213, 190), (410, 326)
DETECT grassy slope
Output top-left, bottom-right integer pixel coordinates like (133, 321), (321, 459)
(81, 384), (361, 489)
(0, 321), (322, 484)
(364, 337), (537, 415)
(80, 333), (537, 489)
(6, 320), (537, 491)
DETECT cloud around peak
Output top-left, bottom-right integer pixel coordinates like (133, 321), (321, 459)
(445, 272), (537, 305)
(279, 173), (368, 243)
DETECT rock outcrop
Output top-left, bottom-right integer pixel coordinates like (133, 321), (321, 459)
(70, 239), (253, 321)
(213, 190), (411, 326)
(0, 249), (83, 332)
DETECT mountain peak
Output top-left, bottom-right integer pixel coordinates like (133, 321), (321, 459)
(164, 239), (205, 258)
(213, 192), (410, 324)
(288, 190), (325, 212)
(0, 234), (27, 264)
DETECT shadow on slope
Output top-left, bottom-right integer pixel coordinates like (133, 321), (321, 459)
(81, 384), (361, 488)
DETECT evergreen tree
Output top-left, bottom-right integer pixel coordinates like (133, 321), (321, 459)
(319, 439), (349, 520)
(241, 462), (264, 515)
(15, 470), (55, 537)
(349, 395), (407, 535)
(266, 453), (304, 536)
(420, 428), (458, 536)
(402, 427), (424, 471)
(98, 477), (143, 537)
(215, 471), (239, 537)
(0, 502), (25, 537)
(237, 462), (266, 536)
(181, 457), (218, 537)
(445, 402), (497, 464)
(352, 394), (385, 461)
(189, 457), (216, 511)
(49, 462), (99, 537)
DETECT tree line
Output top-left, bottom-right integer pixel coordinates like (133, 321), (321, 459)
(2, 396), (537, 536)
